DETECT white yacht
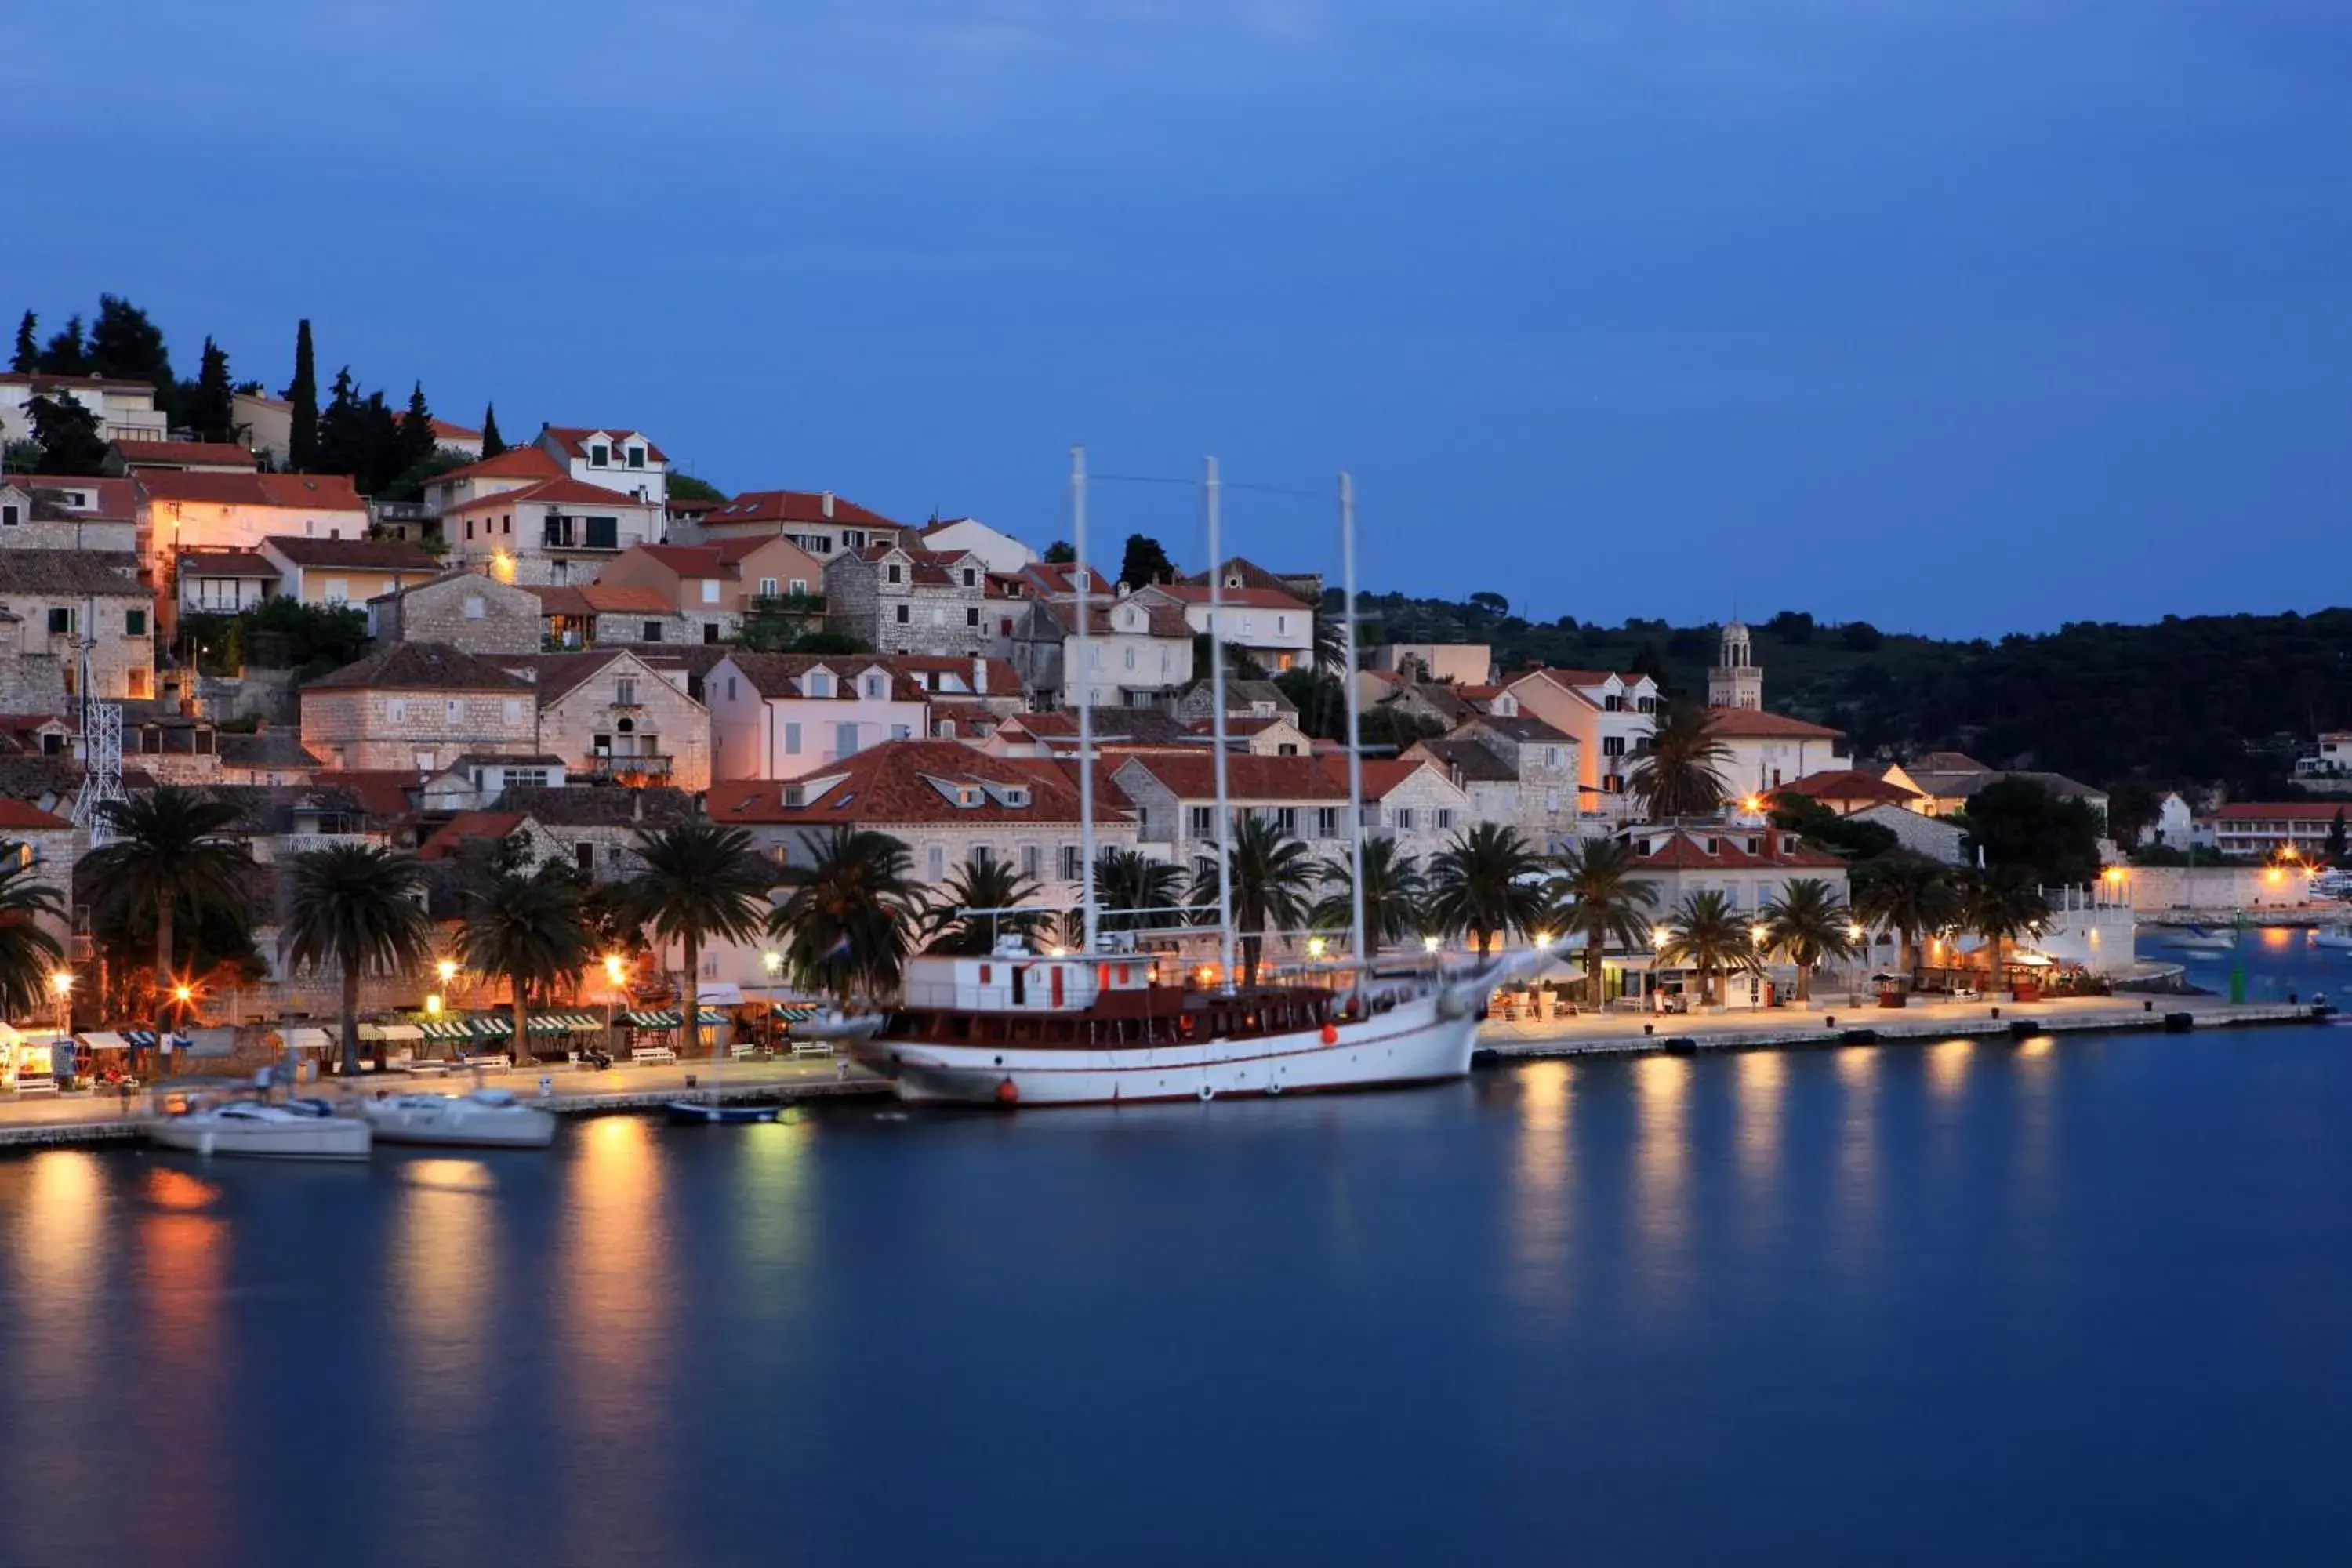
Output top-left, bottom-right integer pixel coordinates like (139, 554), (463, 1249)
(358, 1088), (557, 1149)
(148, 1098), (372, 1160)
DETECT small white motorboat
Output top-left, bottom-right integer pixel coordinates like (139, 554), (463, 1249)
(359, 1088), (557, 1149)
(2168, 925), (2237, 951)
(790, 1008), (886, 1043)
(148, 1098), (372, 1160)
(2313, 925), (2352, 951)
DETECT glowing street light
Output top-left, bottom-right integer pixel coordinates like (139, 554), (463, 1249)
(1845, 922), (1864, 943)
(424, 993), (443, 1017)
(1533, 930), (1554, 949)
(1749, 922), (1770, 947)
(437, 958), (459, 984)
(604, 953), (628, 987)
(1305, 936), (1327, 960)
(1422, 935), (1442, 953)
(760, 950), (784, 976)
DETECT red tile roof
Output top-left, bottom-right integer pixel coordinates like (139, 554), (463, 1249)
(1633, 826), (1849, 869)
(427, 417), (481, 441)
(521, 582), (675, 617)
(303, 643), (532, 693)
(2209, 802), (2352, 822)
(261, 535), (441, 572)
(1702, 708), (1846, 740)
(7, 474), (136, 521)
(1148, 583), (1312, 612)
(0, 797), (71, 829)
(1773, 769), (1918, 805)
(1114, 753), (1349, 802)
(1318, 755), (1446, 801)
(702, 489), (899, 530)
(442, 477), (659, 513)
(541, 426), (670, 463)
(306, 770), (427, 817)
(434, 448), (567, 485)
(628, 543), (739, 579)
(708, 741), (1126, 826)
(717, 653), (924, 702)
(111, 439), (259, 470)
(419, 811), (527, 859)
(138, 470), (366, 510)
(172, 547), (279, 579)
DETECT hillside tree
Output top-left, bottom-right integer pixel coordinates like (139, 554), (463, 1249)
(38, 315), (87, 375)
(1119, 533), (1176, 589)
(285, 319), (320, 471)
(86, 295), (173, 405)
(479, 402), (505, 456)
(187, 336), (236, 443)
(9, 312), (34, 373)
(27, 396), (111, 474)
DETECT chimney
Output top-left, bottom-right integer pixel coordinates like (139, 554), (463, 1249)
(972, 655), (987, 695)
(821, 490), (835, 521)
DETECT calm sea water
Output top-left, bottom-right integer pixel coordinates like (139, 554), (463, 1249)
(4, 936), (2350, 1567)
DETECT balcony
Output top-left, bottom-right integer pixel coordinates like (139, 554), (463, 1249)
(542, 516), (622, 552)
(584, 753), (673, 779)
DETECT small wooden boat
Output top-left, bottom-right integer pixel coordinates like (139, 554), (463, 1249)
(662, 1100), (779, 1125)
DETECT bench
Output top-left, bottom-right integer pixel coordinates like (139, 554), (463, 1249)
(630, 1046), (677, 1067)
(403, 1059), (453, 1076)
(9, 1075), (56, 1095)
(456, 1053), (511, 1071)
(730, 1043), (768, 1061)
(790, 1040), (835, 1058)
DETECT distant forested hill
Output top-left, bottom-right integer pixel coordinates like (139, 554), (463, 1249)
(1352, 595), (2352, 792)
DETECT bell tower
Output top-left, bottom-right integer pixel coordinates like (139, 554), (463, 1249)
(1708, 619), (1762, 710)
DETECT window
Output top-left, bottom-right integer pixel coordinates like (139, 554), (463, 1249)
(585, 517), (619, 550)
(415, 750), (436, 770)
(626, 446), (644, 469)
(1546, 789), (1560, 811)
(46, 608), (73, 636)
(322, 578), (350, 604)
(1277, 615), (1289, 633)
(890, 724), (911, 740)
(1394, 808), (1417, 832)
(575, 843), (596, 869)
(961, 568), (975, 587)
(836, 722), (858, 758)
(1602, 735), (1627, 757)
(1023, 844), (1042, 880)
(725, 676), (739, 701)
(1545, 746), (1561, 768)
(0, 505), (16, 527)
(965, 607), (979, 627)
(127, 668), (149, 698)
(1060, 844), (1082, 881)
(593, 731), (612, 754)
(503, 699), (524, 725)
(1436, 808), (1455, 831)
(866, 673), (884, 699)
(463, 596), (486, 619)
(1274, 807), (1298, 837)
(784, 722), (802, 755)
(125, 608), (147, 637)
(927, 845), (946, 880)
(637, 620), (662, 643)
(590, 444), (610, 467)
(1316, 806), (1340, 839)
(808, 672), (831, 698)
(502, 515), (511, 534)
(895, 604), (909, 624)
(759, 577), (778, 597)
(445, 699), (464, 724)
(466, 519), (476, 541)
(1187, 805), (1215, 838)
(844, 530), (866, 550)
(971, 844), (996, 871)
(1604, 694), (1624, 712)
(788, 578), (808, 596)
(1123, 646), (1136, 671)
(887, 564), (903, 584)
(700, 579), (720, 604)
(616, 677), (638, 705)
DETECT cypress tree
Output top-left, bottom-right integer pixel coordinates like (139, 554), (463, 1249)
(2328, 809), (2347, 866)
(9, 312), (34, 374)
(38, 315), (87, 375)
(480, 402), (505, 457)
(285, 319), (320, 471)
(396, 381), (437, 475)
(189, 336), (236, 444)
(316, 366), (361, 477)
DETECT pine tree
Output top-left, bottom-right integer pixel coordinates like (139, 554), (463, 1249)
(9, 312), (34, 374)
(315, 366), (362, 477)
(38, 315), (87, 375)
(2327, 809), (2348, 866)
(188, 336), (236, 444)
(361, 390), (403, 494)
(87, 295), (173, 403)
(285, 320), (319, 471)
(396, 382), (437, 474)
(27, 397), (110, 474)
(480, 402), (505, 457)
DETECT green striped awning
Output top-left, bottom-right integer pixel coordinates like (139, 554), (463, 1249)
(698, 1007), (727, 1026)
(622, 1010), (683, 1029)
(419, 1019), (473, 1040)
(775, 1005), (818, 1022)
(470, 1016), (514, 1038)
(528, 1013), (604, 1033)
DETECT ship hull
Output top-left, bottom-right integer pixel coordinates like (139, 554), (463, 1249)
(845, 992), (1483, 1107)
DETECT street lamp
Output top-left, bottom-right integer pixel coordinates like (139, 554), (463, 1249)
(437, 958), (459, 985)
(49, 970), (72, 1041)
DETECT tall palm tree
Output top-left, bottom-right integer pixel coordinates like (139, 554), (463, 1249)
(771, 827), (917, 1004)
(1628, 702), (1733, 822)
(1189, 815), (1316, 987)
(0, 848), (64, 1022)
(917, 858), (1048, 956)
(457, 857), (590, 1059)
(1309, 838), (1426, 958)
(1657, 889), (1762, 1007)
(79, 788), (249, 1035)
(1759, 877), (1857, 1003)
(280, 844), (432, 1074)
(1853, 858), (1959, 982)
(1961, 865), (2052, 997)
(626, 821), (777, 1062)
(1548, 837), (1657, 1007)
(1425, 822), (1549, 960)
(1093, 847), (1185, 935)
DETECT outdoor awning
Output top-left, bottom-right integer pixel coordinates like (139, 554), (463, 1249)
(470, 1016), (514, 1037)
(357, 1023), (387, 1041)
(699, 1008), (727, 1026)
(774, 1005), (818, 1022)
(419, 1020), (473, 1040)
(528, 1013), (604, 1033)
(622, 1010), (683, 1028)
(122, 1029), (158, 1049)
(377, 1024), (425, 1041)
(287, 1028), (333, 1051)
(698, 982), (744, 1005)
(78, 1031), (130, 1051)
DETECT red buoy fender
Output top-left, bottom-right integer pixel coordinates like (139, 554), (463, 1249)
(995, 1077), (1020, 1105)
(1320, 1023), (1339, 1045)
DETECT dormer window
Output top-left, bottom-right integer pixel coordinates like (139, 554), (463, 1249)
(961, 568), (975, 587)
(590, 443), (610, 467)
(887, 564), (903, 585)
(626, 445), (644, 469)
(808, 671), (832, 698)
(783, 784), (805, 808)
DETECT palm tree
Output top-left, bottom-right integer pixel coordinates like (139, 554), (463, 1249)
(280, 844), (432, 1074)
(917, 858), (1048, 956)
(1309, 838), (1426, 957)
(1093, 847), (1185, 935)
(771, 827), (917, 1004)
(1853, 858), (1959, 982)
(79, 788), (249, 1036)
(1628, 702), (1733, 822)
(1425, 822), (1549, 960)
(1960, 865), (2052, 997)
(1759, 877), (1857, 1003)
(1657, 889), (1762, 1007)
(457, 856), (590, 1060)
(0, 848), (64, 1022)
(626, 821), (777, 1062)
(1548, 837), (1657, 1007)
(1189, 815), (1316, 987)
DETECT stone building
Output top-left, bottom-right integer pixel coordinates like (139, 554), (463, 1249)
(441, 477), (665, 587)
(526, 583), (690, 651)
(0, 550), (155, 702)
(1403, 713), (1582, 848)
(0, 476), (140, 553)
(299, 642), (539, 772)
(0, 797), (77, 952)
(1111, 753), (1351, 882)
(368, 571), (543, 656)
(823, 543), (989, 656)
(418, 786), (698, 880)
(1350, 757), (1475, 866)
(506, 649), (713, 792)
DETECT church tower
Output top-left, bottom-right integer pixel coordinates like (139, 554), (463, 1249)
(1708, 619), (1762, 710)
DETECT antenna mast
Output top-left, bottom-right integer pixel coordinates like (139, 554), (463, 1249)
(1339, 472), (1367, 971)
(1071, 445), (1098, 956)
(1205, 456), (1236, 989)
(71, 593), (125, 846)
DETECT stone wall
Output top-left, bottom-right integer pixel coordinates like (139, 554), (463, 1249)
(376, 574), (541, 655)
(300, 688), (539, 771)
(536, 660), (713, 792)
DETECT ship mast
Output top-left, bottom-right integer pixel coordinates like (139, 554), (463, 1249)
(1205, 456), (1236, 989)
(1338, 471), (1367, 971)
(1071, 445), (1098, 956)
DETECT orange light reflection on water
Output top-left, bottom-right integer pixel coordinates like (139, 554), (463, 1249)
(1508, 1062), (1574, 1318)
(1631, 1055), (1693, 1309)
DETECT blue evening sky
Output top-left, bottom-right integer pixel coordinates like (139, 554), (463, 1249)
(10, 2), (2350, 636)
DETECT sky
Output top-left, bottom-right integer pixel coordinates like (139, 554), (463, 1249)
(10, 1), (2351, 637)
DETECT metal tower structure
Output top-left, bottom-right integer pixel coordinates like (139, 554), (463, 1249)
(70, 601), (125, 846)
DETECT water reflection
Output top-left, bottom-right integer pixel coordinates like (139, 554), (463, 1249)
(1632, 1055), (1692, 1308)
(392, 1158), (497, 1423)
(135, 1166), (228, 1565)
(1833, 1047), (1880, 1264)
(735, 1125), (813, 1330)
(1508, 1062), (1574, 1316)
(1926, 1040), (1973, 1104)
(1733, 1051), (1786, 1250)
